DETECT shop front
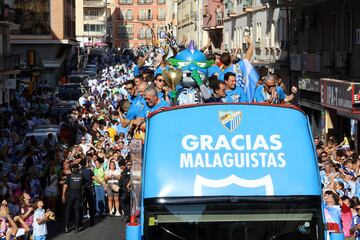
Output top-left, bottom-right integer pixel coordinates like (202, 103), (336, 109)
(321, 78), (360, 151)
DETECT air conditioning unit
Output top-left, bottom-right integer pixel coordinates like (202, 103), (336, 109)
(262, 37), (270, 49)
(290, 54), (302, 71)
(322, 52), (334, 67)
(335, 52), (347, 68)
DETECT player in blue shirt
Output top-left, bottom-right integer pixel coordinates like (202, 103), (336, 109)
(223, 72), (248, 103)
(253, 74), (285, 104)
(141, 87), (170, 117)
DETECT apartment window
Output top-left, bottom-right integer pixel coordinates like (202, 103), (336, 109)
(224, 30), (229, 50)
(127, 25), (133, 33)
(145, 28), (151, 38)
(147, 9), (152, 19)
(139, 9), (145, 19)
(256, 23), (261, 42)
(85, 10), (99, 20)
(239, 27), (243, 46)
(270, 21), (275, 48)
(119, 0), (133, 4)
(127, 9), (133, 20)
(159, 9), (165, 20)
(139, 28), (146, 38)
(84, 24), (105, 32)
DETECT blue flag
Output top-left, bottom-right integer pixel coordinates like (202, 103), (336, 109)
(235, 59), (259, 102)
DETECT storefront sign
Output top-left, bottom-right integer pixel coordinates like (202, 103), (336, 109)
(353, 85), (360, 113)
(321, 78), (360, 113)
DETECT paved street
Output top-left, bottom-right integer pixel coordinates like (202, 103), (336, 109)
(47, 216), (126, 240)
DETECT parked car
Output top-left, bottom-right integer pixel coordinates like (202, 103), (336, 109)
(22, 130), (58, 147)
(49, 101), (80, 118)
(58, 84), (87, 101)
(68, 74), (90, 85)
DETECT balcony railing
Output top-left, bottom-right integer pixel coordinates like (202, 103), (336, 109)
(157, 0), (165, 4)
(137, 15), (153, 21)
(118, 33), (134, 39)
(118, 0), (134, 4)
(137, 0), (153, 4)
(0, 55), (20, 72)
(157, 15), (166, 21)
(84, 1), (106, 7)
(84, 16), (106, 22)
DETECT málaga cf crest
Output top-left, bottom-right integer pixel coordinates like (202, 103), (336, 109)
(219, 111), (242, 132)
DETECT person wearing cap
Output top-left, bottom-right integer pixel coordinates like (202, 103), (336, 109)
(62, 164), (85, 233)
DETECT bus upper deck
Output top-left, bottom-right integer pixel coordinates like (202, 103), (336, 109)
(127, 103), (342, 240)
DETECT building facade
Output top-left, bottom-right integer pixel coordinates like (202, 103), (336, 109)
(177, 0), (206, 48)
(75, 0), (108, 47)
(260, 0), (360, 149)
(110, 0), (167, 48)
(202, 0), (223, 50)
(223, 0), (288, 71)
(0, 4), (20, 105)
(10, 0), (77, 88)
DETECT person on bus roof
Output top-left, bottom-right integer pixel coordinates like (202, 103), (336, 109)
(253, 74), (285, 104)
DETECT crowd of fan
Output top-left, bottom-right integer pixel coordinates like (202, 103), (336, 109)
(0, 39), (355, 239)
(317, 135), (360, 239)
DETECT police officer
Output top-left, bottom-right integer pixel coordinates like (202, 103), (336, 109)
(119, 159), (131, 223)
(62, 163), (84, 233)
(80, 158), (95, 226)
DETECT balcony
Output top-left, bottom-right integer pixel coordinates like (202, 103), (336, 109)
(137, 0), (153, 4)
(118, 33), (134, 39)
(84, 16), (106, 22)
(157, 0), (165, 4)
(137, 15), (153, 21)
(118, 0), (134, 4)
(243, 0), (253, 12)
(84, 1), (106, 8)
(157, 15), (166, 21)
(0, 55), (20, 73)
(224, 0), (236, 17)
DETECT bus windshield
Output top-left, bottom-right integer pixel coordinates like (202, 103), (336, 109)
(144, 197), (323, 240)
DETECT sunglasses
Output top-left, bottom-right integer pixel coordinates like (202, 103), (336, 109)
(266, 84), (276, 88)
(157, 79), (164, 82)
(355, 208), (360, 211)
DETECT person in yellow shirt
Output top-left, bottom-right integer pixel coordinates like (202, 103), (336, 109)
(107, 121), (117, 143)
